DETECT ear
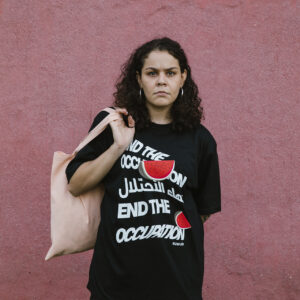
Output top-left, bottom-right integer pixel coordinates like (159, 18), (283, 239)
(181, 69), (187, 87)
(136, 71), (142, 88)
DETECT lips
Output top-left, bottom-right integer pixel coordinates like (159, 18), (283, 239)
(155, 91), (169, 95)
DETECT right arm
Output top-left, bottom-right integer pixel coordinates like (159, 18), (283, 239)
(68, 143), (125, 197)
(67, 107), (135, 197)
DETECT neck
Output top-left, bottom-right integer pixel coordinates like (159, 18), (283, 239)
(146, 103), (173, 124)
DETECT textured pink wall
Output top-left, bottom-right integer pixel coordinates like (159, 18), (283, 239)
(0, 0), (299, 299)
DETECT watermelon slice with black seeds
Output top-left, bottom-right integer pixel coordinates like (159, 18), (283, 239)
(138, 160), (175, 181)
(175, 211), (191, 229)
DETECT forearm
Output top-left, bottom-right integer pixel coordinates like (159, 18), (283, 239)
(68, 143), (125, 197)
(200, 214), (211, 223)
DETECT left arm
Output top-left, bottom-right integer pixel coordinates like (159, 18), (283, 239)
(195, 130), (221, 223)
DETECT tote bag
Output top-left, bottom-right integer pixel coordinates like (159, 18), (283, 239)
(45, 107), (118, 261)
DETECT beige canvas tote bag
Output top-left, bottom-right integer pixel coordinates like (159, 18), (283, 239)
(45, 107), (118, 261)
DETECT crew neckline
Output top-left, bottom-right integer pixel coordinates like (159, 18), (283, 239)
(148, 122), (173, 134)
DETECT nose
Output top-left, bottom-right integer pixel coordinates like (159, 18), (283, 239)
(157, 72), (166, 85)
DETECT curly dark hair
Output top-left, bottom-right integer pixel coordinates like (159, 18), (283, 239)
(113, 36), (205, 133)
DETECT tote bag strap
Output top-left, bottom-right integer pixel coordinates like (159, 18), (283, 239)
(73, 107), (118, 154)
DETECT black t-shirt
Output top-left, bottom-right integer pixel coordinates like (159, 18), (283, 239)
(66, 107), (221, 300)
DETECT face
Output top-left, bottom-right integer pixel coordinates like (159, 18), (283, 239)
(136, 50), (187, 115)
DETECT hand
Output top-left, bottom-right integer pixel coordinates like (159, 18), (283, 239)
(109, 107), (135, 151)
(200, 215), (210, 223)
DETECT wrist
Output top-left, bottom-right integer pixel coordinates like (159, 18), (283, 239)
(111, 143), (126, 155)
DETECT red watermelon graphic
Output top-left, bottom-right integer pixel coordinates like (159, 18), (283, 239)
(174, 211), (191, 229)
(138, 160), (175, 181)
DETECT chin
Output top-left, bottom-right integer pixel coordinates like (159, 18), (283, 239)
(149, 101), (172, 107)
(151, 97), (174, 104)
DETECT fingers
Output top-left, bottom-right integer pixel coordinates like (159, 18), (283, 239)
(107, 112), (123, 126)
(128, 115), (135, 128)
(112, 107), (135, 128)
(114, 107), (128, 115)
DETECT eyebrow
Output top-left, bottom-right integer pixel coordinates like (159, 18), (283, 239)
(145, 67), (179, 71)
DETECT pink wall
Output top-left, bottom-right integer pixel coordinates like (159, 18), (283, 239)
(1, 1), (299, 299)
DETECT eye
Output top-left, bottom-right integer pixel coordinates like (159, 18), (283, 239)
(147, 71), (156, 76)
(167, 71), (175, 76)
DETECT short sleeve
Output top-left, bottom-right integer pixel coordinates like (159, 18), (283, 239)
(194, 132), (221, 215)
(65, 108), (115, 183)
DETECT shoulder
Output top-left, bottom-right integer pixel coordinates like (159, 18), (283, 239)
(88, 106), (116, 132)
(195, 123), (217, 148)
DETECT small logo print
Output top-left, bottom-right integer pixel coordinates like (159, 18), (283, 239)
(172, 242), (184, 246)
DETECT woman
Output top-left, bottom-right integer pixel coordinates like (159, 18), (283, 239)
(66, 37), (221, 300)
